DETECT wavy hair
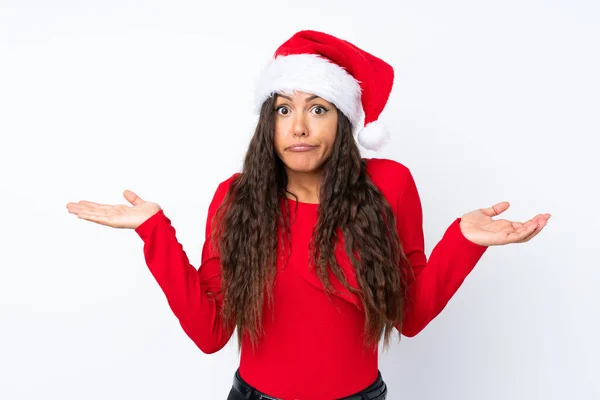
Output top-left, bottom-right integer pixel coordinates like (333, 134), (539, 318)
(210, 94), (414, 355)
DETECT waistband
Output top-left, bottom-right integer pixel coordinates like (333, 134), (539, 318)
(232, 369), (387, 400)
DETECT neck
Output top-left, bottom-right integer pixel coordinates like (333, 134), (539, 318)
(284, 167), (322, 204)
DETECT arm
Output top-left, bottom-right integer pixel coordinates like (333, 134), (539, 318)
(135, 179), (235, 354)
(395, 168), (488, 337)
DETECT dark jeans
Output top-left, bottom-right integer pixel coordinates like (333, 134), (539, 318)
(226, 368), (387, 400)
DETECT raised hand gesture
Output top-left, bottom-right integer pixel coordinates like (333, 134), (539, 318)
(66, 190), (161, 230)
(459, 201), (551, 247)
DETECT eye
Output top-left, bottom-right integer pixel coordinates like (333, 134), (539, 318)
(311, 106), (328, 115)
(276, 106), (290, 115)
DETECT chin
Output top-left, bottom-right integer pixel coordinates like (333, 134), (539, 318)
(283, 156), (323, 173)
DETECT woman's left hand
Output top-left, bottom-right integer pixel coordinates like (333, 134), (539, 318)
(459, 201), (551, 247)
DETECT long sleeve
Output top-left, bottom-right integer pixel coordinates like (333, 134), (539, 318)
(134, 177), (236, 354)
(395, 168), (489, 337)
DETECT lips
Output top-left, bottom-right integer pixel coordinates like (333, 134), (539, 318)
(288, 143), (317, 150)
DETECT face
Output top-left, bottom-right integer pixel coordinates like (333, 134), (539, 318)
(273, 91), (338, 174)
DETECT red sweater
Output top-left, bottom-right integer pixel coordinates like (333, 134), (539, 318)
(135, 158), (488, 399)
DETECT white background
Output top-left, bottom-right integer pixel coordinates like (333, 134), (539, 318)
(1, 1), (598, 399)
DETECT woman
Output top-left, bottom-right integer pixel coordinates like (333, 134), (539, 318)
(66, 30), (550, 400)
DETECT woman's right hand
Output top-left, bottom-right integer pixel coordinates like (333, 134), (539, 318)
(66, 190), (162, 230)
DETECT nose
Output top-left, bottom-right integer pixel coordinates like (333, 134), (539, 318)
(292, 113), (307, 137)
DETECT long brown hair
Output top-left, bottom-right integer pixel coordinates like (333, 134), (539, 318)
(210, 93), (414, 354)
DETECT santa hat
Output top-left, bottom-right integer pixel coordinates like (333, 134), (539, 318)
(254, 30), (394, 151)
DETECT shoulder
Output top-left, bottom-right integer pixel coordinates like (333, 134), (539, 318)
(364, 158), (414, 209)
(216, 172), (241, 193)
(365, 157), (409, 175)
(208, 172), (241, 211)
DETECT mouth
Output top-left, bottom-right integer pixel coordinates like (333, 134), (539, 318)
(287, 144), (318, 152)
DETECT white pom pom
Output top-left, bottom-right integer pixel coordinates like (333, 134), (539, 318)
(357, 120), (389, 151)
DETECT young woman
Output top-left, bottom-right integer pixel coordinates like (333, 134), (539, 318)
(66, 30), (550, 400)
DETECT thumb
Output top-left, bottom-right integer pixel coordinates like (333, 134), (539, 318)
(480, 201), (510, 217)
(123, 190), (145, 206)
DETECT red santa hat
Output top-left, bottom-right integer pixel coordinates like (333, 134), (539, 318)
(254, 30), (395, 151)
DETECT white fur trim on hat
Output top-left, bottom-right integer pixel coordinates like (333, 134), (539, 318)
(254, 53), (364, 128)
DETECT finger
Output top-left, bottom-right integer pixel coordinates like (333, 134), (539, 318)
(498, 225), (517, 234)
(525, 214), (548, 225)
(76, 210), (112, 226)
(75, 209), (113, 219)
(494, 219), (514, 229)
(498, 223), (527, 235)
(503, 221), (539, 243)
(70, 203), (112, 215)
(480, 201), (510, 217)
(66, 203), (88, 213)
(74, 205), (121, 219)
(123, 190), (144, 206)
(515, 221), (546, 243)
(508, 215), (544, 229)
(511, 221), (524, 230)
(77, 201), (113, 211)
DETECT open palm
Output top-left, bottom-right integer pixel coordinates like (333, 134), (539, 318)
(66, 190), (161, 230)
(460, 201), (551, 247)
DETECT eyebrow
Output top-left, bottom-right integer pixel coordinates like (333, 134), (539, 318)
(277, 94), (320, 102)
